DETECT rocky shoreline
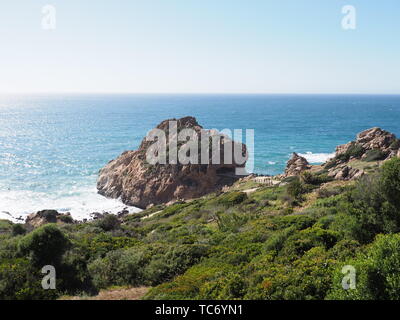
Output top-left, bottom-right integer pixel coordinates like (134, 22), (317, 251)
(3, 119), (400, 228)
(97, 117), (400, 210)
(0, 208), (134, 229)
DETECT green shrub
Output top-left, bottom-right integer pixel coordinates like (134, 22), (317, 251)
(18, 225), (70, 266)
(340, 175), (385, 243)
(145, 264), (232, 300)
(281, 226), (339, 257)
(263, 227), (295, 253)
(286, 178), (308, 202)
(389, 139), (400, 150)
(338, 160), (400, 243)
(215, 211), (251, 233)
(59, 215), (74, 224)
(216, 273), (246, 299)
(328, 234), (400, 300)
(216, 192), (248, 207)
(328, 239), (361, 261)
(363, 149), (387, 162)
(0, 220), (12, 234)
(324, 159), (337, 170)
(159, 203), (190, 218)
(0, 258), (59, 300)
(380, 157), (400, 208)
(313, 193), (346, 208)
(347, 143), (365, 158)
(245, 247), (336, 300)
(317, 186), (344, 199)
(12, 224), (26, 236)
(88, 247), (151, 289)
(337, 143), (365, 161)
(270, 215), (315, 231)
(250, 186), (284, 202)
(59, 248), (98, 295)
(96, 214), (120, 231)
(301, 171), (333, 185)
(89, 244), (209, 289)
(281, 176), (298, 183)
(144, 244), (209, 285)
(75, 233), (139, 260)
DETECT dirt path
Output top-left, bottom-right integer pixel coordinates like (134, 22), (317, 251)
(141, 210), (163, 220)
(60, 287), (150, 300)
(242, 187), (259, 195)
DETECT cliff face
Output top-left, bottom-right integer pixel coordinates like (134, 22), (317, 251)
(97, 117), (247, 209)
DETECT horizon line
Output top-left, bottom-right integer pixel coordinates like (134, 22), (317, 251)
(1, 92), (400, 96)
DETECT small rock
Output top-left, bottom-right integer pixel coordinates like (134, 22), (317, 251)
(25, 210), (75, 228)
(117, 208), (130, 218)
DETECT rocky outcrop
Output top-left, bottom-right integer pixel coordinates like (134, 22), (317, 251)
(283, 128), (400, 182)
(335, 127), (398, 161)
(323, 127), (400, 180)
(25, 210), (75, 228)
(284, 153), (310, 177)
(327, 164), (364, 180)
(97, 116), (248, 209)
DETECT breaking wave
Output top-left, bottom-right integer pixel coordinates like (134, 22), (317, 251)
(298, 152), (335, 164)
(0, 186), (141, 223)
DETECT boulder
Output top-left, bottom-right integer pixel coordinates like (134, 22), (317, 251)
(117, 208), (130, 218)
(25, 210), (75, 228)
(284, 153), (310, 177)
(327, 164), (364, 181)
(97, 116), (248, 209)
(334, 166), (349, 180)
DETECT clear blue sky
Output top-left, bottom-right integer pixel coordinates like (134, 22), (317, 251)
(0, 0), (399, 94)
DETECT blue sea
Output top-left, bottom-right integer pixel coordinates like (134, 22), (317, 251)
(1, 94), (400, 221)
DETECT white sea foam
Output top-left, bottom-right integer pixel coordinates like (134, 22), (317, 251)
(299, 152), (335, 164)
(0, 187), (141, 223)
(267, 161), (277, 165)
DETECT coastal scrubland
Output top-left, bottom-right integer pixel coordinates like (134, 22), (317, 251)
(1, 156), (400, 300)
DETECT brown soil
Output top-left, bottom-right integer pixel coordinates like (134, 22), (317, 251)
(59, 287), (150, 300)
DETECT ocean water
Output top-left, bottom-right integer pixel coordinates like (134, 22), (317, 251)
(1, 94), (400, 221)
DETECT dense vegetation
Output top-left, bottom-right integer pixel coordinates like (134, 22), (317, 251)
(1, 157), (400, 300)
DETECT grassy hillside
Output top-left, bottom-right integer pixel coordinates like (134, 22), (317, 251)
(2, 157), (400, 300)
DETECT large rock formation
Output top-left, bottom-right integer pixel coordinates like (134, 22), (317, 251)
(97, 117), (248, 209)
(284, 153), (310, 177)
(335, 127), (398, 160)
(282, 127), (400, 181)
(324, 127), (400, 180)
